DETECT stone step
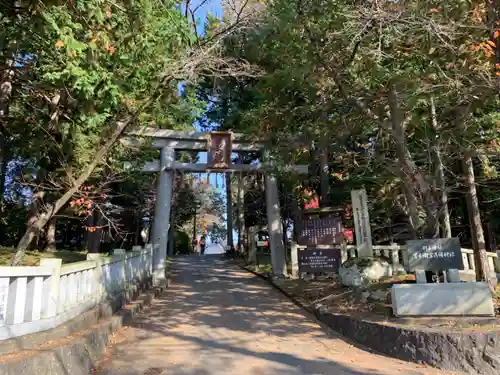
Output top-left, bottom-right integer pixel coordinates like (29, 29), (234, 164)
(0, 283), (168, 375)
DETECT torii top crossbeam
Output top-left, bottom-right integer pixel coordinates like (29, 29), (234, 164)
(123, 128), (263, 152)
(125, 128), (305, 282)
(122, 128), (308, 174)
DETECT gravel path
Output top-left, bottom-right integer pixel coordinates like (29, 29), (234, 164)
(98, 256), (461, 375)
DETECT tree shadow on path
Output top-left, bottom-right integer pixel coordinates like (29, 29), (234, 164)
(100, 256), (451, 375)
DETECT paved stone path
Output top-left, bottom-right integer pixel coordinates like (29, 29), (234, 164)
(98, 256), (460, 375)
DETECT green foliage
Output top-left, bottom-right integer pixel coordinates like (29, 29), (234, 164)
(174, 230), (191, 255)
(200, 0), (500, 243)
(0, 0), (203, 250)
(209, 222), (227, 243)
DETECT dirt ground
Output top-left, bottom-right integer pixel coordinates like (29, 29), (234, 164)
(243, 264), (500, 332)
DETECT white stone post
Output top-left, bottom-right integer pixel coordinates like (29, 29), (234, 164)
(145, 243), (153, 277)
(40, 258), (62, 319)
(351, 188), (373, 258)
(24, 275), (44, 322)
(152, 146), (175, 285)
(5, 276), (27, 325)
(0, 277), (8, 326)
(447, 269), (461, 283)
(265, 173), (287, 277)
(87, 254), (103, 304)
(415, 270), (427, 284)
(291, 241), (299, 279)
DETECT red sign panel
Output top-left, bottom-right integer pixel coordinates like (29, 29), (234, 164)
(208, 132), (232, 169)
(302, 188), (319, 209)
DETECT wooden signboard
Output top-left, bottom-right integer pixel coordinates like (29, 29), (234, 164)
(208, 132), (232, 169)
(297, 214), (343, 246)
(407, 238), (464, 272)
(298, 248), (342, 273)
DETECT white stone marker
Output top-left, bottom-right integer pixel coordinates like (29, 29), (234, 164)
(447, 268), (461, 283)
(290, 242), (299, 279)
(415, 270), (427, 284)
(391, 282), (494, 316)
(351, 189), (373, 258)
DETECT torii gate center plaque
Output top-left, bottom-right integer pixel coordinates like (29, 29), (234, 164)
(208, 132), (232, 169)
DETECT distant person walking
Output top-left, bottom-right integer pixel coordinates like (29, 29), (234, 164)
(191, 238), (198, 255)
(199, 235), (206, 255)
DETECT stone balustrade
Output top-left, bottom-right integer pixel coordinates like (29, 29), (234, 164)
(0, 245), (153, 340)
(296, 243), (500, 276)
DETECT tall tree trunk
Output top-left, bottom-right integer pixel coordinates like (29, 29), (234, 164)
(0, 54), (14, 209)
(134, 211), (141, 245)
(86, 209), (103, 253)
(388, 86), (420, 237)
(291, 194), (300, 241)
(319, 145), (329, 207)
(452, 102), (495, 290)
(225, 172), (233, 249)
(388, 85), (438, 238)
(0, 134), (7, 207)
(429, 96), (451, 238)
(11, 114), (139, 265)
(27, 192), (44, 250)
(11, 68), (175, 264)
(44, 217), (57, 252)
(462, 151), (494, 290)
(236, 174), (242, 252)
(237, 167), (246, 253)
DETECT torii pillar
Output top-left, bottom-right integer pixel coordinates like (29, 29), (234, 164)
(265, 173), (287, 277)
(122, 129), (308, 280)
(152, 146), (175, 285)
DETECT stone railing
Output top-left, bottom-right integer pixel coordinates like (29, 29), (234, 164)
(297, 243), (500, 276)
(0, 245), (153, 341)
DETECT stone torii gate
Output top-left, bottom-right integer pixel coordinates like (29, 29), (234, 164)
(123, 129), (308, 284)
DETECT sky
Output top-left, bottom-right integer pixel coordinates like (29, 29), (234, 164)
(187, 0), (242, 246)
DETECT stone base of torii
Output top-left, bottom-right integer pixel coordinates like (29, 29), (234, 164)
(122, 129), (308, 284)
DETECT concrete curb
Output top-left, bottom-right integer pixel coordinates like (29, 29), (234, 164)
(0, 282), (168, 375)
(237, 263), (500, 375)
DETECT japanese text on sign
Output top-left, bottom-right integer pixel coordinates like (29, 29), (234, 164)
(412, 251), (455, 260)
(298, 248), (341, 273)
(298, 216), (342, 246)
(407, 237), (464, 272)
(208, 132), (232, 169)
(351, 189), (372, 257)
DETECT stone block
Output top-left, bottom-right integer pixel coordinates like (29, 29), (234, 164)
(447, 268), (460, 283)
(392, 282), (494, 317)
(339, 257), (392, 287)
(415, 270), (427, 283)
